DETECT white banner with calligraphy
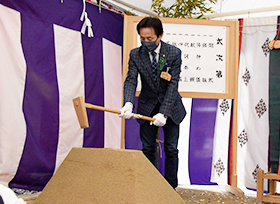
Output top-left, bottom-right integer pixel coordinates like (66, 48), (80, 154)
(162, 23), (227, 93)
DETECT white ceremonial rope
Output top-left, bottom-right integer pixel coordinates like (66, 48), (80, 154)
(99, 0), (102, 13)
(80, 0), (94, 38)
(132, 113), (143, 119)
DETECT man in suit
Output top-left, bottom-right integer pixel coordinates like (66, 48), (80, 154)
(120, 17), (186, 189)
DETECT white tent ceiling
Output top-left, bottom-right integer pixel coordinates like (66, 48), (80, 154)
(105, 0), (280, 19)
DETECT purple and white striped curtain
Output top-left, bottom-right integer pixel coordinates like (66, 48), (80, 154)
(0, 0), (123, 191)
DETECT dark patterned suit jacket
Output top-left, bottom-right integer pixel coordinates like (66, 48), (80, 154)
(123, 41), (186, 125)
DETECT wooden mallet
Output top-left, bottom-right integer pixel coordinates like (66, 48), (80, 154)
(73, 96), (155, 128)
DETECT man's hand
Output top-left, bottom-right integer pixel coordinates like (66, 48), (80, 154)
(119, 102), (133, 119)
(150, 113), (167, 127)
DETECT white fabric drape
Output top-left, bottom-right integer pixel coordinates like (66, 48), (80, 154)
(211, 99), (232, 184)
(0, 4), (27, 185)
(237, 16), (277, 190)
(103, 38), (122, 149)
(54, 24), (85, 172)
(178, 98), (192, 186)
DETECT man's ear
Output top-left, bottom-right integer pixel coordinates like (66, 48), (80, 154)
(157, 33), (163, 46)
(159, 33), (163, 40)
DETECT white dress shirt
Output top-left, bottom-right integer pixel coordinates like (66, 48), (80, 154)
(149, 42), (161, 63)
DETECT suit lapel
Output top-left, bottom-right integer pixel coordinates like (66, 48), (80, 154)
(140, 48), (157, 89)
(159, 41), (167, 68)
(156, 42), (168, 88)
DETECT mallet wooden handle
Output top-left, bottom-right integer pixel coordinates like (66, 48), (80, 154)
(85, 103), (155, 122)
(85, 103), (120, 114)
(131, 114), (155, 122)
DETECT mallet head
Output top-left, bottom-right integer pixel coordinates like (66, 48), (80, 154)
(73, 96), (89, 128)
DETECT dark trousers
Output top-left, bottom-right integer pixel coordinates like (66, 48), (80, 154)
(140, 104), (179, 188)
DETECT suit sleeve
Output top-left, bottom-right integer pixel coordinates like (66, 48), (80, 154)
(159, 48), (182, 117)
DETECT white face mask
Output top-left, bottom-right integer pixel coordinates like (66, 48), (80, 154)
(141, 39), (158, 52)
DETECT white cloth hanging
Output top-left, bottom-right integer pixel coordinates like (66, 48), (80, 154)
(80, 0), (94, 38)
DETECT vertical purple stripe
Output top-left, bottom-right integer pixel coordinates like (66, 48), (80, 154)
(188, 99), (218, 185)
(82, 5), (123, 147)
(9, 15), (59, 191)
(125, 97), (142, 150)
(158, 128), (165, 175)
(83, 37), (105, 148)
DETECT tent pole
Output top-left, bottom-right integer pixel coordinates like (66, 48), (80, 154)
(107, 0), (157, 16)
(204, 6), (280, 19)
(225, 20), (244, 198)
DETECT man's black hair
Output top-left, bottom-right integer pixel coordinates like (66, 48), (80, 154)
(137, 17), (163, 37)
